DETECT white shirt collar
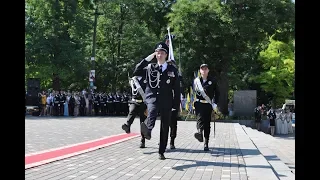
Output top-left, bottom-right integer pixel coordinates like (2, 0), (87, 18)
(158, 61), (168, 72)
(136, 76), (142, 81)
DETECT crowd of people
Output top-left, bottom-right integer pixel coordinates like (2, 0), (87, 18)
(34, 90), (132, 117)
(254, 104), (295, 136)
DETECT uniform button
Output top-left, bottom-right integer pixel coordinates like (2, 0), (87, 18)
(157, 92), (159, 95)
(160, 73), (162, 75)
(158, 86), (160, 88)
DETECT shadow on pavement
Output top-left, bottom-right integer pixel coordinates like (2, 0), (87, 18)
(142, 147), (284, 171)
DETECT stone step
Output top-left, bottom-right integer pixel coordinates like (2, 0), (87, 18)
(234, 123), (279, 180)
(243, 126), (295, 169)
(240, 125), (295, 180)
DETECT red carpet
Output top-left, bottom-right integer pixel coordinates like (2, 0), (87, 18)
(25, 133), (139, 169)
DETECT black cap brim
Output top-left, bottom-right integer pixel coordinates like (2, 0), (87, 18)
(155, 48), (168, 53)
(200, 64), (208, 68)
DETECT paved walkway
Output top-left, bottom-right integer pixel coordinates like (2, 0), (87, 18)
(240, 126), (294, 180)
(25, 117), (294, 180)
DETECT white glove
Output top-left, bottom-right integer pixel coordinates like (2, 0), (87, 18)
(212, 103), (217, 110)
(145, 52), (156, 62)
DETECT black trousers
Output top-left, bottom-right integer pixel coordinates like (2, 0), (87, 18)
(100, 104), (106, 116)
(107, 103), (114, 115)
(79, 105), (85, 116)
(145, 103), (172, 154)
(69, 104), (74, 116)
(194, 102), (212, 140)
(94, 104), (100, 116)
(59, 103), (64, 115)
(126, 103), (147, 137)
(54, 104), (60, 116)
(170, 110), (178, 139)
(114, 102), (121, 115)
(121, 103), (129, 115)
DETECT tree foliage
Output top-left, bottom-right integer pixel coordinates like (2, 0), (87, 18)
(250, 36), (294, 107)
(25, 0), (295, 113)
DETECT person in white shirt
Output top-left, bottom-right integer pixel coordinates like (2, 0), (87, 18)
(46, 94), (53, 116)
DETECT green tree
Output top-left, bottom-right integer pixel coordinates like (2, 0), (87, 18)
(250, 35), (294, 107)
(167, 0), (295, 114)
(25, 0), (94, 90)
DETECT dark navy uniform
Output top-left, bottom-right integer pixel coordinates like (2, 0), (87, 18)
(79, 95), (86, 116)
(122, 76), (148, 148)
(133, 42), (180, 159)
(114, 93), (122, 116)
(168, 62), (181, 149)
(100, 94), (107, 116)
(60, 93), (66, 116)
(53, 94), (61, 116)
(107, 94), (114, 115)
(121, 93), (129, 115)
(93, 94), (100, 116)
(69, 95), (75, 116)
(193, 65), (219, 151)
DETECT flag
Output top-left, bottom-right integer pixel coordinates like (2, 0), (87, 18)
(185, 93), (190, 111)
(167, 27), (175, 63)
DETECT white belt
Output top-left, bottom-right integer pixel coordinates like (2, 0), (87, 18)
(196, 99), (209, 103)
(132, 99), (143, 103)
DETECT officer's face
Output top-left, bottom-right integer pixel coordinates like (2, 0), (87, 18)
(200, 67), (209, 76)
(155, 50), (167, 62)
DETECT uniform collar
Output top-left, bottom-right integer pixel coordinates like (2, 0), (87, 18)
(157, 61), (168, 72)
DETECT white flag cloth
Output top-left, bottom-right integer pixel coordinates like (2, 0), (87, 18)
(167, 27), (175, 63)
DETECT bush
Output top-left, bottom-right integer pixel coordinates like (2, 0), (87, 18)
(179, 110), (197, 121)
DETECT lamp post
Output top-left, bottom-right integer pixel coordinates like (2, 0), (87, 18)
(90, 6), (103, 91)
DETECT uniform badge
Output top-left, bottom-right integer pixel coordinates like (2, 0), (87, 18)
(143, 80), (147, 83)
(166, 79), (170, 84)
(158, 44), (162, 48)
(208, 81), (212, 85)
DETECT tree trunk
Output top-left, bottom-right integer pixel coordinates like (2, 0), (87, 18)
(52, 73), (60, 91)
(117, 4), (124, 58)
(218, 71), (229, 115)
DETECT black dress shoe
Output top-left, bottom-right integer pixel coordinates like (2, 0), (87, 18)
(170, 139), (175, 149)
(204, 142), (209, 151)
(159, 153), (166, 160)
(121, 124), (130, 133)
(140, 123), (151, 140)
(170, 144), (175, 149)
(140, 142), (145, 148)
(194, 132), (204, 142)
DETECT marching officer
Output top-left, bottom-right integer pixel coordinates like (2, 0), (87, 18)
(168, 65), (182, 150)
(133, 42), (180, 160)
(121, 75), (148, 148)
(156, 60), (181, 150)
(193, 64), (219, 151)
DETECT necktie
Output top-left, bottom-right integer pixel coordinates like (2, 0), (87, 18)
(159, 65), (163, 72)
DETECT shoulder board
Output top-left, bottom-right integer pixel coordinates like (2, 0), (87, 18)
(168, 63), (178, 69)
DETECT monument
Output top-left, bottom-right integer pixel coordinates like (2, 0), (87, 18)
(233, 90), (257, 116)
